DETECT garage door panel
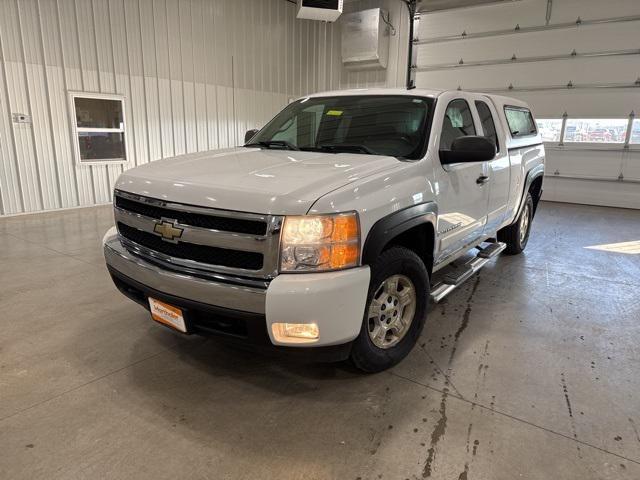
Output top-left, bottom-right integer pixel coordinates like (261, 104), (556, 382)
(418, 0), (640, 42)
(622, 151), (640, 181)
(545, 149), (625, 179)
(416, 56), (639, 91)
(417, 22), (640, 66)
(418, 1), (554, 40)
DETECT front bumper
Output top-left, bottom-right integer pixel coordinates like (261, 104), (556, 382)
(103, 227), (370, 358)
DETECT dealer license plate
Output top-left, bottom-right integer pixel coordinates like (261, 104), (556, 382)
(148, 298), (187, 333)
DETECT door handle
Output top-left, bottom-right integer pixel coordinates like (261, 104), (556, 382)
(476, 175), (489, 185)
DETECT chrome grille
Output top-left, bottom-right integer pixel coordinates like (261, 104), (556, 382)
(114, 190), (282, 280)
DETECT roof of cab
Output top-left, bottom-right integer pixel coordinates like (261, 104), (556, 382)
(302, 87), (530, 109)
(303, 87), (444, 99)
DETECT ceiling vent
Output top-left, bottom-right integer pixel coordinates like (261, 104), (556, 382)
(297, 0), (343, 22)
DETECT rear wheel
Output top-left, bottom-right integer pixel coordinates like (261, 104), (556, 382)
(350, 247), (429, 373)
(498, 192), (534, 255)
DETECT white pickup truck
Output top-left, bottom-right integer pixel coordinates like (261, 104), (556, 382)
(103, 88), (544, 372)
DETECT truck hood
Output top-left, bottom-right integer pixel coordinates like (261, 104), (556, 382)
(115, 147), (402, 215)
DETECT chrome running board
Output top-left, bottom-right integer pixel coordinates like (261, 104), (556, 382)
(430, 241), (506, 303)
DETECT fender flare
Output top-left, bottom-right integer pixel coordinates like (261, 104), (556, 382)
(513, 164), (544, 223)
(361, 202), (437, 266)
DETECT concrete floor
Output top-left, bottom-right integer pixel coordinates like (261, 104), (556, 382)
(1, 201), (639, 479)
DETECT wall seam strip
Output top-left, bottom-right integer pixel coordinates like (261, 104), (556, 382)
(55, 0), (80, 205)
(178, 0), (187, 154)
(203, 0), (210, 151)
(105, 0), (124, 177)
(137, 0), (152, 164)
(0, 10), (26, 213)
(190, 0), (198, 152)
(151, 0), (163, 159)
(36, 0), (63, 208)
(73, 0), (97, 204)
(164, 0), (176, 157)
(16, 0), (45, 210)
(88, 0), (103, 202)
(122, 0), (139, 171)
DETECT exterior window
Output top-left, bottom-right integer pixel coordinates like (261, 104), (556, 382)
(475, 101), (499, 152)
(504, 106), (536, 138)
(71, 94), (127, 163)
(440, 99), (476, 150)
(563, 118), (628, 143)
(536, 119), (563, 142)
(631, 119), (640, 144)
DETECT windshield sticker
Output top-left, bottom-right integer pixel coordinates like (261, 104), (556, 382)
(326, 110), (343, 116)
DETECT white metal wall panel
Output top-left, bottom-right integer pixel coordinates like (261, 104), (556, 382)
(0, 0), (413, 216)
(0, 0), (341, 216)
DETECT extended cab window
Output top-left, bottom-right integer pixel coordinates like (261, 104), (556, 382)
(505, 106), (537, 137)
(247, 95), (434, 160)
(440, 99), (476, 151)
(475, 101), (499, 152)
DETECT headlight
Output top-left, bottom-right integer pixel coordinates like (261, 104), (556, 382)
(279, 212), (360, 272)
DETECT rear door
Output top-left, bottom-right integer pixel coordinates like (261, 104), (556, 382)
(434, 93), (490, 262)
(473, 97), (510, 234)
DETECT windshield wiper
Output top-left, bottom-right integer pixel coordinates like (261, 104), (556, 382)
(244, 140), (299, 151)
(312, 144), (376, 155)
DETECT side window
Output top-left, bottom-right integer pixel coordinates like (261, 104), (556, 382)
(504, 106), (536, 137)
(440, 99), (476, 151)
(475, 101), (499, 152)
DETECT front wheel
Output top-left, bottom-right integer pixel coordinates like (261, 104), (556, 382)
(498, 192), (534, 255)
(350, 246), (429, 373)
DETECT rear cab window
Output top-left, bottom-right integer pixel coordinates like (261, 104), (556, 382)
(504, 106), (537, 138)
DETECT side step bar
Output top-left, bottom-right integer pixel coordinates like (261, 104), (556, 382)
(430, 242), (506, 303)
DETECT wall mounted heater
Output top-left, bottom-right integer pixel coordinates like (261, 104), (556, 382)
(341, 8), (390, 71)
(297, 0), (343, 22)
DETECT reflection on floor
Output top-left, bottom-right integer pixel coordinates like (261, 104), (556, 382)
(584, 239), (640, 255)
(1, 201), (639, 479)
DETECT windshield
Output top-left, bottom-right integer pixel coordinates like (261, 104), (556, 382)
(246, 95), (434, 160)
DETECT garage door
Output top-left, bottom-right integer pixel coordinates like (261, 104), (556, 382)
(413, 0), (640, 209)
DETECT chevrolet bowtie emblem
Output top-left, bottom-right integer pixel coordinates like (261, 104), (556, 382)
(153, 219), (184, 242)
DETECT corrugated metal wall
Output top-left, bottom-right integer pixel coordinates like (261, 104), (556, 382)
(0, 0), (409, 216)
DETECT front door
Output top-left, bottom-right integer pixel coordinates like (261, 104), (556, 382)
(434, 95), (490, 263)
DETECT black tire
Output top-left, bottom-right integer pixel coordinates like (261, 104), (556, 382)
(498, 192), (534, 255)
(350, 246), (429, 373)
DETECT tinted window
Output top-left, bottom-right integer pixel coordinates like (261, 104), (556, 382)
(249, 95), (433, 159)
(475, 101), (499, 152)
(440, 99), (476, 150)
(504, 107), (536, 137)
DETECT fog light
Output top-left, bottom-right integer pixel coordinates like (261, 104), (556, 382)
(272, 322), (320, 343)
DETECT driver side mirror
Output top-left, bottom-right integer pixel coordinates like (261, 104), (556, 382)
(244, 128), (260, 144)
(439, 136), (496, 164)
